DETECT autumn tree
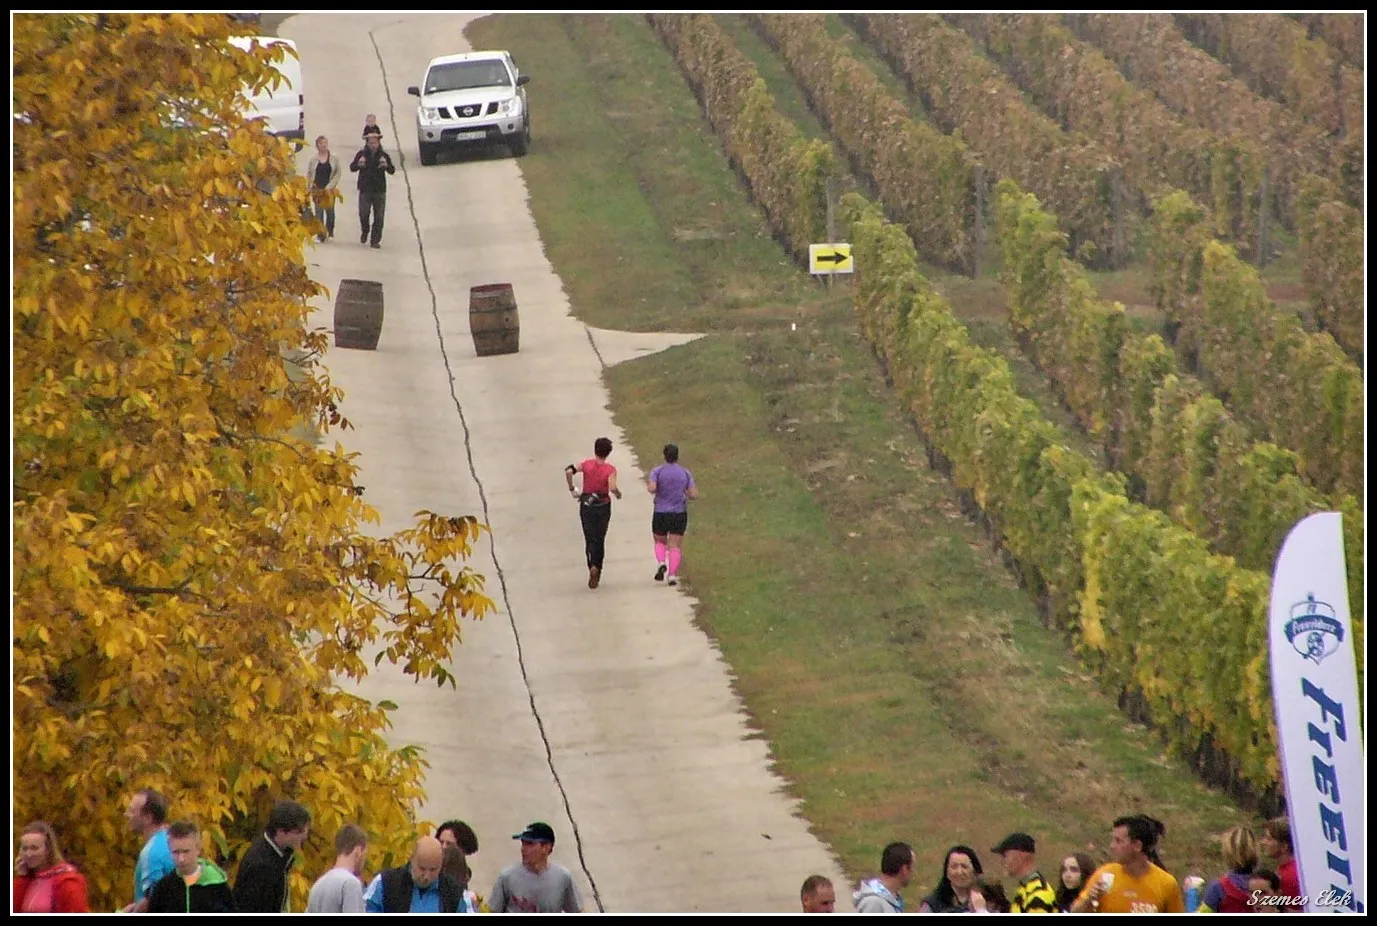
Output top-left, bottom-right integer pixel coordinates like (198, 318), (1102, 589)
(13, 13), (494, 910)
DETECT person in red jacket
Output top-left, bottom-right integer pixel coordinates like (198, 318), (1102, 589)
(1260, 816), (1304, 913)
(1198, 825), (1259, 914)
(13, 821), (90, 913)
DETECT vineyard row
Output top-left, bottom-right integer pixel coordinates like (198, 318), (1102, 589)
(647, 10), (1366, 803)
(1061, 13), (1358, 215)
(1174, 12), (1363, 209)
(994, 179), (1362, 614)
(1149, 192), (1363, 500)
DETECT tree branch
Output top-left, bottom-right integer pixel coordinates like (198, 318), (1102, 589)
(105, 576), (207, 600)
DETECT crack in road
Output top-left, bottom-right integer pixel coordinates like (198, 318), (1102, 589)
(368, 25), (605, 913)
(583, 327), (608, 370)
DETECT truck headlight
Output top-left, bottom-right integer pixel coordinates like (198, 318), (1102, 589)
(421, 106), (441, 121)
(498, 96), (520, 116)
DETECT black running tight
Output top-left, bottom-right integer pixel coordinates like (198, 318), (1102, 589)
(579, 502), (612, 570)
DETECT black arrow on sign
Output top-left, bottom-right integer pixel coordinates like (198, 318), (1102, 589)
(816, 250), (850, 264)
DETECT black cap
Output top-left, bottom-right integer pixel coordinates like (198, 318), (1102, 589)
(513, 822), (555, 845)
(992, 832), (1036, 854)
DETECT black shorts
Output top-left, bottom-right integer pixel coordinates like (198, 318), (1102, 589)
(651, 511), (688, 536)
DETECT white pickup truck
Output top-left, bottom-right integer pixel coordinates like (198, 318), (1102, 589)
(408, 50), (530, 165)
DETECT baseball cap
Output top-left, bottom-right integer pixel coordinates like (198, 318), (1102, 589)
(991, 832), (1037, 854)
(513, 822), (555, 845)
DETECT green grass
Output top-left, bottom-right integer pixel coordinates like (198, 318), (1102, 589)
(512, 14), (813, 331)
(468, 11), (1258, 893)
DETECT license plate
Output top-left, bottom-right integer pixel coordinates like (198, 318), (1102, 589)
(454, 130), (486, 141)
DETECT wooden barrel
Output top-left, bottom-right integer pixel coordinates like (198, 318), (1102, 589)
(334, 279), (384, 351)
(469, 283), (520, 357)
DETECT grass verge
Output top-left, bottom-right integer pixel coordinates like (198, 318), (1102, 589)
(468, 11), (1258, 893)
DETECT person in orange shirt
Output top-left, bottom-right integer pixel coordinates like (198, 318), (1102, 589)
(1071, 814), (1185, 913)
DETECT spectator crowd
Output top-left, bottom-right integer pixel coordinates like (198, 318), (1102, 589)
(798, 814), (1304, 914)
(15, 791), (579, 914)
(14, 794), (1305, 914)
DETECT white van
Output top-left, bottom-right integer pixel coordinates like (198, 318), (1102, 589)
(228, 36), (304, 142)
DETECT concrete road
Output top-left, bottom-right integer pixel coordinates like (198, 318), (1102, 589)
(280, 12), (853, 913)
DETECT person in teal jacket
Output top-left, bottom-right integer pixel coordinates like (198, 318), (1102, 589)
(146, 822), (234, 913)
(123, 788), (175, 913)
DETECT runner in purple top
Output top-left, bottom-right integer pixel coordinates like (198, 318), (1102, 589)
(646, 443), (698, 586)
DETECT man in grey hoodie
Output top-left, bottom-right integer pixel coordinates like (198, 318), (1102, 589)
(853, 842), (915, 913)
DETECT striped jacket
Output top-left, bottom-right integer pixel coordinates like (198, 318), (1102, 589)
(1011, 871), (1058, 913)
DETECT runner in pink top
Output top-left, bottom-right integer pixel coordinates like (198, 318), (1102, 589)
(564, 437), (622, 589)
(646, 443), (698, 586)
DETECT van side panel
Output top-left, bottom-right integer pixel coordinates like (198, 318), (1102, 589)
(231, 36), (304, 140)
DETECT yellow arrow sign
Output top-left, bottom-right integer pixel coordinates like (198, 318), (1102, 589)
(809, 243), (854, 274)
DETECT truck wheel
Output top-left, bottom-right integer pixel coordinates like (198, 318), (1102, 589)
(419, 142), (438, 166)
(508, 121), (530, 157)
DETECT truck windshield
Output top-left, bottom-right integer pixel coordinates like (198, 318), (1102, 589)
(425, 60), (510, 93)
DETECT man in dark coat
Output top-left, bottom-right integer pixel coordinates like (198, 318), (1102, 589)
(348, 132), (396, 248)
(233, 800), (311, 912)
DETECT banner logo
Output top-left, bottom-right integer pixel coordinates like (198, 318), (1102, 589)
(1285, 595), (1344, 664)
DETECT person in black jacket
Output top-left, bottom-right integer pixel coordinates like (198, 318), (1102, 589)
(233, 800), (311, 913)
(349, 133), (395, 248)
(146, 821), (235, 914)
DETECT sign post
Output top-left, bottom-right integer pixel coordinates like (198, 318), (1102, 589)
(825, 174), (835, 291)
(1268, 512), (1365, 914)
